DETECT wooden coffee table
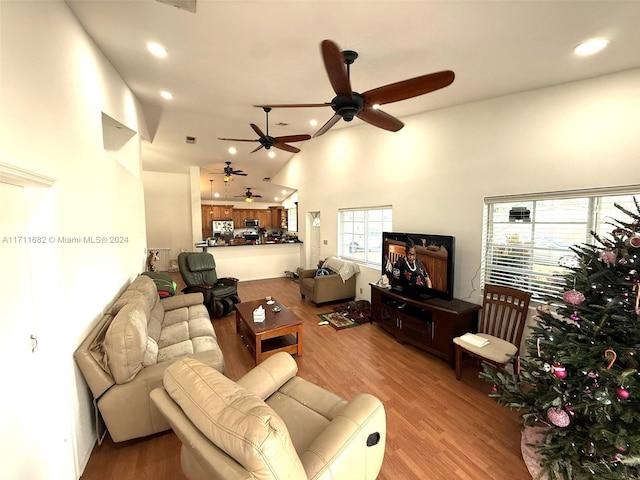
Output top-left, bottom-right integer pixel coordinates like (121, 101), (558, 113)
(235, 298), (303, 365)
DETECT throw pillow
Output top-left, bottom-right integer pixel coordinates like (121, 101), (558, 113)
(315, 267), (331, 277)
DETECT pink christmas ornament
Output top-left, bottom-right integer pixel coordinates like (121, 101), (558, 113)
(547, 407), (570, 427)
(552, 363), (567, 379)
(563, 289), (586, 306)
(616, 387), (630, 400)
(599, 250), (617, 266)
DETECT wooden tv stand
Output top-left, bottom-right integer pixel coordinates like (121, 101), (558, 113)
(370, 284), (481, 367)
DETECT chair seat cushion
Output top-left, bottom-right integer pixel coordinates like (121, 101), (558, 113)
(212, 284), (237, 297)
(453, 333), (518, 364)
(266, 376), (348, 454)
(163, 357), (306, 480)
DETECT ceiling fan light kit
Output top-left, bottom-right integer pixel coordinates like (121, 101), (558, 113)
(236, 187), (262, 204)
(212, 161), (247, 184)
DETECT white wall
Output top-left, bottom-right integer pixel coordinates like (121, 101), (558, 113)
(143, 171), (193, 258)
(275, 68), (640, 303)
(0, 1), (147, 478)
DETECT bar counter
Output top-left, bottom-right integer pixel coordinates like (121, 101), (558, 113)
(194, 241), (303, 282)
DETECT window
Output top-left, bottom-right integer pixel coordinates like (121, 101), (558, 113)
(287, 204), (298, 233)
(338, 206), (392, 266)
(482, 188), (640, 301)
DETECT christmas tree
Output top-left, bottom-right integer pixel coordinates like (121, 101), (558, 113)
(481, 199), (640, 480)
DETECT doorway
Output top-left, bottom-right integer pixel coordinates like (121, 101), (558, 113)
(0, 165), (75, 479)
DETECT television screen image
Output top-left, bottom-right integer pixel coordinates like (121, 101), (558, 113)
(382, 232), (455, 301)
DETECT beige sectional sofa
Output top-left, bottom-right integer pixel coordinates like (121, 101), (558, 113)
(74, 274), (226, 442)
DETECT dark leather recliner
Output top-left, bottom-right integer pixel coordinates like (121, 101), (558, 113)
(177, 252), (240, 318)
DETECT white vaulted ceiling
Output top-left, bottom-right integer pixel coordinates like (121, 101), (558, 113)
(65, 0), (640, 202)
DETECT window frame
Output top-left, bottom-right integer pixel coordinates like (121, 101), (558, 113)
(338, 206), (393, 267)
(482, 186), (640, 302)
(287, 203), (298, 233)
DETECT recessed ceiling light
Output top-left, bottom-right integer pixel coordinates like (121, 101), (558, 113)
(274, 197), (280, 201)
(214, 192), (220, 198)
(310, 119), (318, 127)
(268, 151), (276, 158)
(160, 90), (173, 100)
(228, 147), (237, 155)
(574, 38), (610, 56)
(281, 189), (287, 195)
(147, 42), (168, 58)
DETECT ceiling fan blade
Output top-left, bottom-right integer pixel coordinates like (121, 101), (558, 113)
(235, 172), (248, 176)
(250, 123), (266, 138)
(274, 134), (311, 143)
(218, 137), (259, 142)
(313, 114), (341, 137)
(357, 107), (404, 132)
(363, 70), (455, 106)
(254, 103), (332, 108)
(273, 142), (301, 154)
(321, 40), (352, 97)
(251, 144), (264, 153)
(253, 194), (263, 198)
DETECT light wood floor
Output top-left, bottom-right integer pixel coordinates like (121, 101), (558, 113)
(80, 276), (531, 480)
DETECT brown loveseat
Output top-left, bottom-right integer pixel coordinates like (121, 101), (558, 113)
(151, 352), (386, 480)
(298, 256), (358, 305)
(74, 274), (225, 442)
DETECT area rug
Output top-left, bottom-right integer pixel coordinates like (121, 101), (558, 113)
(317, 301), (372, 331)
(317, 311), (363, 330)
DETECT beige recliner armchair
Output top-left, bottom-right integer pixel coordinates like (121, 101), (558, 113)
(150, 352), (386, 480)
(298, 256), (359, 305)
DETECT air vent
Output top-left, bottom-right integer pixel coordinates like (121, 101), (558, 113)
(275, 122), (289, 127)
(156, 0), (196, 13)
(186, 136), (196, 144)
(263, 177), (271, 182)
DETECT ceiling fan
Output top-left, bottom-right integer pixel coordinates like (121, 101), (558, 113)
(256, 39), (455, 137)
(235, 187), (262, 203)
(218, 107), (311, 153)
(214, 161), (247, 182)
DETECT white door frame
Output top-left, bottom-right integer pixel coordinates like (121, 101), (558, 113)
(0, 161), (76, 479)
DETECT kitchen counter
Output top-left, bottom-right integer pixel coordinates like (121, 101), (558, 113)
(196, 240), (302, 250)
(192, 241), (303, 281)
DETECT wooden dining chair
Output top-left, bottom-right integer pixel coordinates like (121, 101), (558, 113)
(453, 284), (531, 380)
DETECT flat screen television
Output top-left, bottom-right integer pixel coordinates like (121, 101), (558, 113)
(381, 232), (455, 301)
